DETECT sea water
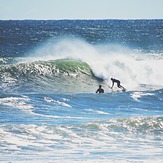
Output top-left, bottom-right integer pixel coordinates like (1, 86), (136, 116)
(0, 20), (163, 162)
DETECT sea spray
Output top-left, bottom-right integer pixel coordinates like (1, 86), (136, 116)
(28, 37), (163, 91)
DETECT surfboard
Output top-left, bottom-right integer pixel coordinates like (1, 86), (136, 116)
(108, 86), (126, 92)
(122, 88), (126, 92)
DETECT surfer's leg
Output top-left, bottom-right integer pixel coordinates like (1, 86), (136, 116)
(120, 85), (126, 92)
(117, 82), (121, 88)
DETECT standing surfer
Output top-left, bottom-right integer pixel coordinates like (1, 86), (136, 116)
(110, 78), (125, 91)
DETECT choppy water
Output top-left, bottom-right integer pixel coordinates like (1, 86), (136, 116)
(0, 20), (163, 162)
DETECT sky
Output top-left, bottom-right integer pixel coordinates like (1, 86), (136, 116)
(0, 0), (163, 20)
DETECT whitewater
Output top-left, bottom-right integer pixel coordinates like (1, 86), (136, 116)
(0, 20), (163, 163)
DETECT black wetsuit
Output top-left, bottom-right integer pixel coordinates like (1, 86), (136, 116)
(112, 78), (121, 88)
(96, 88), (104, 93)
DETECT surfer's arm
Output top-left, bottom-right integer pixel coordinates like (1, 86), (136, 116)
(120, 85), (124, 89)
(111, 82), (114, 89)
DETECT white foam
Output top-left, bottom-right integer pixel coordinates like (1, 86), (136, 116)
(0, 96), (33, 110)
(1, 119), (163, 162)
(44, 97), (72, 108)
(85, 108), (110, 115)
(131, 92), (154, 101)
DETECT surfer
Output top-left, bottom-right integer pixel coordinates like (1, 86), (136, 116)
(110, 78), (125, 91)
(96, 85), (104, 93)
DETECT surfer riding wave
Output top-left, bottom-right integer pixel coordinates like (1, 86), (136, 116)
(110, 78), (126, 91)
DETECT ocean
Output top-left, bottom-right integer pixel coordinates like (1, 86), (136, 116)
(0, 20), (163, 163)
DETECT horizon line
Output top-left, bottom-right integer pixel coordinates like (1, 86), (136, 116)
(0, 18), (163, 21)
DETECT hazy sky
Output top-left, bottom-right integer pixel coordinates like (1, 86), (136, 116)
(0, 0), (163, 20)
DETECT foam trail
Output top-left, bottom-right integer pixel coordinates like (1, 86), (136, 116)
(28, 37), (163, 91)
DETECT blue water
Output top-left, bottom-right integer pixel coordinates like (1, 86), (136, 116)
(0, 20), (163, 163)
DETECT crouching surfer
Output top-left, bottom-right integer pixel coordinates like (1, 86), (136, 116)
(96, 85), (104, 93)
(110, 78), (126, 92)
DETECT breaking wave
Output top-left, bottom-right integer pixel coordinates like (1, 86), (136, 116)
(1, 38), (163, 93)
(0, 59), (100, 94)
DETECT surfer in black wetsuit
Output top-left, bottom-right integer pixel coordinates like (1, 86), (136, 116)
(111, 78), (125, 90)
(96, 85), (104, 93)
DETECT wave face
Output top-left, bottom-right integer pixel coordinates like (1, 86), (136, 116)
(0, 59), (100, 93)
